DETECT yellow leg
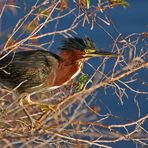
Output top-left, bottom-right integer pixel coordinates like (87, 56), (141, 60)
(18, 93), (36, 128)
(18, 93), (31, 106)
(18, 93), (56, 129)
(19, 93), (56, 111)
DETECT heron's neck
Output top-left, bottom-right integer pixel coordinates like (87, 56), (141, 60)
(53, 51), (83, 86)
(59, 50), (83, 65)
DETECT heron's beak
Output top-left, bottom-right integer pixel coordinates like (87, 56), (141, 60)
(84, 49), (118, 58)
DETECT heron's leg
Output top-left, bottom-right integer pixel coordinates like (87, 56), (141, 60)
(19, 93), (56, 113)
(19, 93), (31, 106)
(18, 92), (57, 130)
(18, 93), (36, 128)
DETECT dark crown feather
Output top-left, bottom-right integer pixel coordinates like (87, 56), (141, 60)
(59, 37), (97, 51)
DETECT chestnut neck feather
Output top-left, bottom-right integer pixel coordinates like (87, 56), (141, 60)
(53, 50), (83, 86)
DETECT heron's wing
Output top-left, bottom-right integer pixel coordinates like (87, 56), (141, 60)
(0, 50), (58, 93)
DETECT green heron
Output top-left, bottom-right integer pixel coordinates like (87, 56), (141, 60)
(0, 37), (117, 102)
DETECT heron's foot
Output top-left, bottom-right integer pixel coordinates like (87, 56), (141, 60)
(32, 102), (56, 113)
(29, 104), (57, 131)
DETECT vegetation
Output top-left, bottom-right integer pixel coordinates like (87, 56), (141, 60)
(0, 0), (147, 147)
